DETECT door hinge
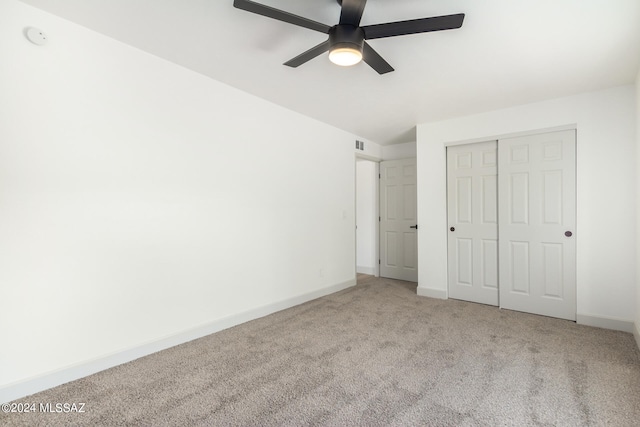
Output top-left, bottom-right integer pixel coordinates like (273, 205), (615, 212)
(379, 216), (381, 222)
(378, 173), (381, 179)
(378, 259), (381, 264)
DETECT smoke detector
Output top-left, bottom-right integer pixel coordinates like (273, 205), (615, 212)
(25, 27), (47, 46)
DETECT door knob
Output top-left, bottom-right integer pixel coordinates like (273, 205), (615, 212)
(565, 231), (573, 237)
(450, 227), (455, 232)
(410, 225), (418, 229)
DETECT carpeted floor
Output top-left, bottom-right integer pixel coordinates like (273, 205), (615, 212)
(3, 275), (640, 426)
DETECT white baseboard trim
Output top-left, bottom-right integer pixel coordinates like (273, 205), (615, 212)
(417, 287), (447, 300)
(576, 313), (635, 333)
(0, 278), (356, 404)
(356, 266), (376, 275)
(634, 322), (640, 352)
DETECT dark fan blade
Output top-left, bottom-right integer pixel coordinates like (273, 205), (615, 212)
(339, 0), (367, 26)
(362, 13), (465, 40)
(362, 42), (394, 74)
(284, 40), (331, 68)
(234, 0), (331, 33)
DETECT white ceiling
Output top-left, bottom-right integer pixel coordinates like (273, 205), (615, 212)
(18, 0), (640, 145)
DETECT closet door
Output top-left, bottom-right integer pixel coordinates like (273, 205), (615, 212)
(498, 130), (576, 320)
(447, 141), (499, 306)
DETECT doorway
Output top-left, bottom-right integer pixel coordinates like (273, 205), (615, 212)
(356, 159), (378, 277)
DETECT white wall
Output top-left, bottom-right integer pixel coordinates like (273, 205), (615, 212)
(417, 85), (637, 330)
(356, 160), (377, 275)
(636, 70), (640, 348)
(382, 141), (417, 161)
(0, 0), (358, 401)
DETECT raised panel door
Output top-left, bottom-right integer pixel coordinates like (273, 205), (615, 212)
(498, 130), (576, 320)
(380, 158), (418, 282)
(447, 141), (499, 306)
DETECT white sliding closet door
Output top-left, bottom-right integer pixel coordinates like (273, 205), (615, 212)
(498, 130), (576, 320)
(447, 141), (499, 306)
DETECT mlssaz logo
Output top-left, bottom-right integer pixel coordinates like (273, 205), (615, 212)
(39, 402), (86, 413)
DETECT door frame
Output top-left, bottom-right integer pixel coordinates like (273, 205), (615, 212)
(442, 124), (577, 297)
(355, 154), (380, 277)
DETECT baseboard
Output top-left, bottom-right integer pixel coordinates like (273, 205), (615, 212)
(416, 286), (447, 300)
(634, 322), (640, 352)
(576, 313), (635, 333)
(356, 266), (376, 275)
(0, 278), (356, 404)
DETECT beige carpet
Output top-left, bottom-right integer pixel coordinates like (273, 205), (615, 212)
(3, 276), (640, 426)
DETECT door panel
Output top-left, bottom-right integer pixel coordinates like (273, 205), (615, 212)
(510, 173), (529, 224)
(481, 239), (498, 289)
(509, 241), (530, 294)
(403, 184), (416, 218)
(380, 159), (418, 282)
(447, 141), (499, 306)
(542, 243), (563, 298)
(386, 186), (397, 219)
(456, 177), (472, 223)
(498, 130), (576, 320)
(482, 175), (497, 223)
(403, 232), (417, 269)
(385, 232), (397, 267)
(457, 238), (473, 285)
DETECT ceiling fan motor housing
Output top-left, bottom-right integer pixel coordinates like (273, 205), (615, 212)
(329, 25), (365, 53)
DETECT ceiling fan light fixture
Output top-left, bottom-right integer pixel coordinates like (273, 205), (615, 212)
(329, 46), (362, 66)
(328, 25), (365, 67)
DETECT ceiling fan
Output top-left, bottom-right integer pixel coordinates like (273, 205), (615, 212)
(233, 0), (465, 74)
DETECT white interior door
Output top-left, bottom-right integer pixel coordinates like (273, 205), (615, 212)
(498, 130), (576, 320)
(380, 158), (418, 282)
(447, 141), (499, 306)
